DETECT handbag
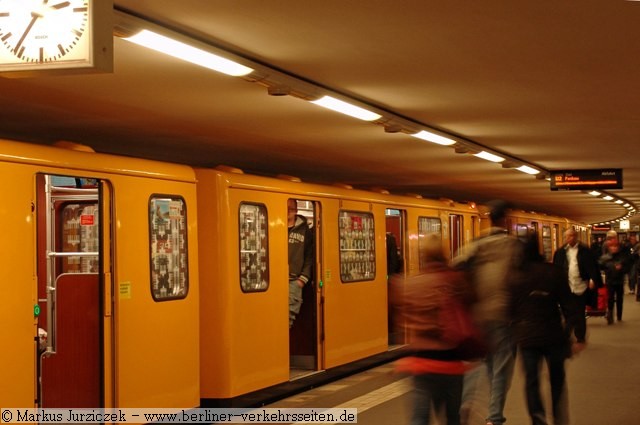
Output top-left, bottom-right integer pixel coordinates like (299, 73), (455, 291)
(439, 295), (486, 360)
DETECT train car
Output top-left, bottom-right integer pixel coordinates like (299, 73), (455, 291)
(500, 208), (590, 261)
(0, 139), (200, 409)
(194, 166), (482, 405)
(1, 137), (593, 409)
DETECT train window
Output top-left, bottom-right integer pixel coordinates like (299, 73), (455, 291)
(542, 225), (553, 262)
(149, 196), (189, 301)
(339, 210), (376, 282)
(60, 203), (99, 273)
(418, 217), (442, 271)
(516, 224), (529, 242)
(239, 203), (269, 292)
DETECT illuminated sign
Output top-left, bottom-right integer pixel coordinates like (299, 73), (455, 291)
(550, 169), (623, 191)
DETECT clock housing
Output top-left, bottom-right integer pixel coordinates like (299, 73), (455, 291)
(0, 0), (113, 77)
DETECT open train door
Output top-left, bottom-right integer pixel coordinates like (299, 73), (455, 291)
(36, 174), (114, 408)
(385, 208), (405, 346)
(289, 199), (323, 379)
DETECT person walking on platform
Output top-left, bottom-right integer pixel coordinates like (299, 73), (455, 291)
(510, 233), (582, 425)
(599, 235), (632, 324)
(624, 233), (639, 295)
(552, 228), (602, 347)
(391, 234), (480, 425)
(452, 200), (523, 425)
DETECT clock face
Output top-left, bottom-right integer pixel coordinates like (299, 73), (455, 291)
(0, 0), (90, 66)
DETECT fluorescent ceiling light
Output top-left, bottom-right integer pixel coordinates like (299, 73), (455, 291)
(603, 195), (614, 201)
(516, 165), (540, 175)
(411, 130), (456, 146)
(474, 151), (505, 163)
(310, 96), (382, 121)
(615, 199), (624, 204)
(589, 191), (601, 196)
(123, 30), (253, 76)
(623, 203), (630, 207)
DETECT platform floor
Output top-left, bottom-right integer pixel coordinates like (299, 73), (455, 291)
(267, 295), (640, 424)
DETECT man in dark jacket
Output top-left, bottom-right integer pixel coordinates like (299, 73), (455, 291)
(288, 199), (314, 328)
(552, 227), (602, 348)
(599, 236), (632, 324)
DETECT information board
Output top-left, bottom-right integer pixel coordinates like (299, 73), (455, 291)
(550, 169), (622, 191)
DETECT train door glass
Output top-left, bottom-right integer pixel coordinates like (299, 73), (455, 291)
(449, 214), (463, 259)
(554, 224), (560, 253)
(542, 225), (553, 262)
(418, 217), (442, 271)
(36, 174), (109, 408)
(289, 199), (321, 379)
(385, 208), (405, 346)
(516, 224), (529, 242)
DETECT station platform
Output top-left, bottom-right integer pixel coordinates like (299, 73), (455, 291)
(267, 295), (640, 424)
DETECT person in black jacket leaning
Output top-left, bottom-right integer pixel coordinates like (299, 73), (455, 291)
(288, 199), (314, 328)
(552, 227), (603, 351)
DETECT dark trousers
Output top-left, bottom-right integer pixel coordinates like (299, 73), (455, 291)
(521, 345), (569, 425)
(607, 284), (624, 321)
(411, 373), (463, 425)
(570, 292), (587, 341)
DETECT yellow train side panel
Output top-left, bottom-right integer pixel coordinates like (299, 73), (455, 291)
(0, 163), (37, 406)
(198, 171), (291, 398)
(0, 139), (200, 409)
(322, 201), (388, 367)
(113, 177), (200, 407)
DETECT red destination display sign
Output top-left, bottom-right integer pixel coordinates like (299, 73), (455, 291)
(550, 169), (622, 191)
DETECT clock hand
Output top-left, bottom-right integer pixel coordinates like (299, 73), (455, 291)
(14, 12), (43, 55)
(50, 2), (71, 9)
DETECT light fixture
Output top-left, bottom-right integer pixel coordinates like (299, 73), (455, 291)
(603, 195), (614, 201)
(122, 29), (253, 76)
(623, 203), (630, 207)
(535, 172), (550, 180)
(516, 165), (540, 175)
(410, 130), (456, 146)
(615, 199), (624, 204)
(267, 85), (291, 96)
(310, 96), (382, 121)
(384, 124), (403, 133)
(589, 191), (601, 196)
(474, 151), (505, 163)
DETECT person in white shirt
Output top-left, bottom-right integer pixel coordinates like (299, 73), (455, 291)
(552, 228), (603, 348)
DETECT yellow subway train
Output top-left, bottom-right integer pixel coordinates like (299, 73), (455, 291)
(0, 138), (586, 409)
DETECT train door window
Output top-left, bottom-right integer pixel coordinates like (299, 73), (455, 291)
(532, 221), (539, 235)
(449, 214), (463, 259)
(149, 195), (189, 300)
(238, 202), (269, 292)
(339, 210), (375, 282)
(385, 208), (404, 275)
(418, 217), (441, 271)
(516, 224), (529, 242)
(471, 215), (479, 240)
(60, 203), (99, 273)
(542, 225), (552, 262)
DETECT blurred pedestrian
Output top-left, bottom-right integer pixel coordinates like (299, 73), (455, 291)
(391, 234), (479, 425)
(624, 234), (639, 295)
(599, 235), (632, 324)
(452, 200), (523, 425)
(511, 233), (582, 425)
